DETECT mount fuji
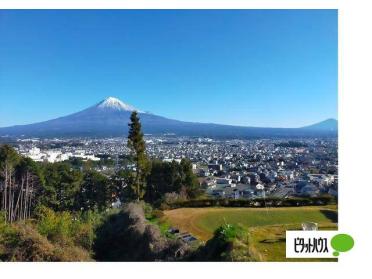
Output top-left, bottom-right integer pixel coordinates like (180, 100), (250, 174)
(0, 97), (337, 138)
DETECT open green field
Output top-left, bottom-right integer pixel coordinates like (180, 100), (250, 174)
(163, 205), (338, 261)
(163, 205), (337, 241)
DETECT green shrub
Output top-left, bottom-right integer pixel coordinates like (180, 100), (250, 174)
(215, 223), (243, 241)
(0, 214), (19, 260)
(188, 223), (250, 261)
(35, 206), (73, 245)
(143, 202), (154, 219)
(72, 210), (103, 251)
(34, 206), (101, 251)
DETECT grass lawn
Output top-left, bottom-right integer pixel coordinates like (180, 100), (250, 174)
(163, 206), (337, 241)
(163, 205), (338, 261)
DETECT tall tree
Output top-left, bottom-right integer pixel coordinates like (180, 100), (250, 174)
(0, 145), (42, 222)
(38, 162), (83, 211)
(75, 170), (113, 211)
(127, 111), (150, 201)
(145, 159), (200, 203)
(0, 145), (20, 222)
(180, 159), (201, 199)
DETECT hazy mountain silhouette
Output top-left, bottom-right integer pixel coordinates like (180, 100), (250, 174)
(301, 118), (338, 131)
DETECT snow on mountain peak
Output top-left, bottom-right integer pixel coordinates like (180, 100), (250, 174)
(97, 97), (142, 112)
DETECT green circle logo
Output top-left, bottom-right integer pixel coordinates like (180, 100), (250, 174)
(331, 234), (354, 256)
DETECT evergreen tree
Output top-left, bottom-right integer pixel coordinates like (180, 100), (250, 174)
(145, 159), (200, 203)
(75, 170), (113, 211)
(127, 111), (149, 201)
(39, 162), (83, 211)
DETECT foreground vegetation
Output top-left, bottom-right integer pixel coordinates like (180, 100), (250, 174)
(1, 202), (338, 261)
(0, 207), (101, 261)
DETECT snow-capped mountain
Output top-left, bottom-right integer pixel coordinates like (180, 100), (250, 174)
(0, 97), (338, 138)
(96, 97), (143, 112)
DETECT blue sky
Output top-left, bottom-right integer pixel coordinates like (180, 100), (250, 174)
(0, 10), (337, 128)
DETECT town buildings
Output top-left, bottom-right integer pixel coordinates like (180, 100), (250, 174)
(6, 135), (338, 199)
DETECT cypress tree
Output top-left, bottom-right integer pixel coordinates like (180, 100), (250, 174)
(127, 111), (149, 201)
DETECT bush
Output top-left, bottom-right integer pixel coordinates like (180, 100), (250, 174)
(35, 206), (74, 245)
(159, 202), (171, 211)
(0, 214), (19, 260)
(0, 222), (91, 262)
(93, 202), (188, 261)
(188, 224), (251, 261)
(143, 202), (154, 219)
(72, 222), (95, 251)
(215, 223), (243, 241)
(53, 244), (92, 262)
(1, 224), (57, 261)
(164, 192), (187, 204)
(34, 206), (101, 251)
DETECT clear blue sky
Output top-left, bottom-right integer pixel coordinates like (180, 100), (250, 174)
(0, 10), (337, 128)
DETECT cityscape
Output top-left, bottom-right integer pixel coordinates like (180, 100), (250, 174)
(7, 135), (338, 201)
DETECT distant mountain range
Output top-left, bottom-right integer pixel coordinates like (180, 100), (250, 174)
(0, 97), (338, 138)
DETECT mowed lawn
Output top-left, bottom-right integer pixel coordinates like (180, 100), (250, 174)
(163, 206), (337, 241)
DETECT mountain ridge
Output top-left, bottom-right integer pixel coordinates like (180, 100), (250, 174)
(0, 97), (338, 138)
(301, 118), (338, 131)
